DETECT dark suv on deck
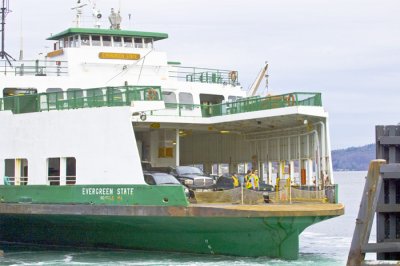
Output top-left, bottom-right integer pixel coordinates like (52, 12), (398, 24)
(169, 166), (215, 190)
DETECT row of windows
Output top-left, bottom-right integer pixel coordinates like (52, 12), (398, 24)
(3, 157), (76, 186)
(163, 92), (242, 107)
(2, 88), (242, 108)
(58, 35), (153, 49)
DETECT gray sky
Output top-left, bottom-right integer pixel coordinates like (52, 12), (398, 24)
(5, 0), (400, 149)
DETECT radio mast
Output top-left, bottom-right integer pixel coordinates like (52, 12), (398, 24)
(0, 0), (15, 66)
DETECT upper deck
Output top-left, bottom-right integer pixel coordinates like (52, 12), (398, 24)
(0, 86), (322, 119)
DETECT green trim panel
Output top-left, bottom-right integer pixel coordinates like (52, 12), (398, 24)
(47, 28), (168, 41)
(0, 185), (189, 207)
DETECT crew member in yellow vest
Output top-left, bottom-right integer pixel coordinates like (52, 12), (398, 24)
(252, 169), (260, 190)
(246, 176), (253, 189)
(246, 169), (259, 190)
(231, 173), (239, 188)
(244, 170), (251, 183)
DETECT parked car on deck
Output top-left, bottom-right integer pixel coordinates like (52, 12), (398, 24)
(143, 172), (190, 198)
(214, 174), (236, 190)
(169, 166), (215, 190)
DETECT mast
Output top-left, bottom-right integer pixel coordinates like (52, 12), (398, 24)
(0, 0), (15, 66)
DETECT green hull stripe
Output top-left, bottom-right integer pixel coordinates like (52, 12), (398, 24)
(0, 185), (189, 207)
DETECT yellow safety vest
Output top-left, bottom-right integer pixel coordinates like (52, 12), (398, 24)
(246, 175), (254, 189)
(253, 174), (259, 188)
(232, 175), (239, 187)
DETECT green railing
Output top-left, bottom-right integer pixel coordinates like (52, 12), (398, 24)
(204, 92), (321, 117)
(1, 59), (69, 76)
(0, 86), (162, 114)
(1, 89), (321, 118)
(169, 66), (239, 85)
(153, 92), (322, 118)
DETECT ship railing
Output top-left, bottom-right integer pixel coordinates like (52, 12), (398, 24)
(168, 65), (239, 86)
(48, 176), (60, 186)
(0, 86), (162, 114)
(194, 184), (338, 205)
(204, 92), (322, 117)
(149, 92), (322, 118)
(3, 176), (28, 186)
(1, 59), (69, 76)
(66, 176), (76, 185)
(149, 103), (203, 117)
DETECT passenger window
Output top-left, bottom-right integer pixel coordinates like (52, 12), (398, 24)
(179, 92), (194, 110)
(124, 37), (133, 47)
(66, 157), (76, 185)
(162, 91), (177, 108)
(87, 88), (104, 107)
(103, 36), (112, 46)
(112, 89), (123, 104)
(69, 36), (74, 47)
(3, 88), (37, 97)
(92, 35), (101, 46)
(134, 38), (143, 48)
(73, 35), (79, 47)
(67, 88), (83, 99)
(3, 158), (28, 186)
(228, 96), (237, 102)
(81, 35), (90, 46)
(46, 88), (64, 110)
(144, 38), (153, 48)
(4, 159), (15, 185)
(48, 158), (60, 185)
(47, 157), (76, 186)
(113, 36), (122, 47)
(63, 37), (69, 48)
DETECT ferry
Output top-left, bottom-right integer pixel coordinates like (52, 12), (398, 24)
(0, 1), (343, 260)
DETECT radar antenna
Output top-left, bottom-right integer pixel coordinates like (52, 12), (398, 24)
(71, 0), (88, 27)
(109, 8), (122, 30)
(0, 0), (15, 66)
(71, 0), (102, 28)
(88, 0), (102, 28)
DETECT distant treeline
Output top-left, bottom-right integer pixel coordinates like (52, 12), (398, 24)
(332, 144), (375, 171)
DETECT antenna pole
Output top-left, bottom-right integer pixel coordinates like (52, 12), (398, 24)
(0, 0), (15, 66)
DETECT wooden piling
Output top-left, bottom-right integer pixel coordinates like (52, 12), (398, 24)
(347, 160), (386, 266)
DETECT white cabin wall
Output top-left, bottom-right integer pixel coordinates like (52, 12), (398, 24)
(64, 48), (169, 87)
(0, 107), (144, 185)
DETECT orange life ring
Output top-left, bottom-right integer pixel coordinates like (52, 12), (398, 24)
(286, 94), (295, 106)
(229, 71), (237, 82)
(146, 88), (158, 100)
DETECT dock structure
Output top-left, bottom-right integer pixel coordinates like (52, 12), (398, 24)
(347, 125), (400, 266)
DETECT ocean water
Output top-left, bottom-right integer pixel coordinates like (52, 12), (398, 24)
(0, 171), (371, 266)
